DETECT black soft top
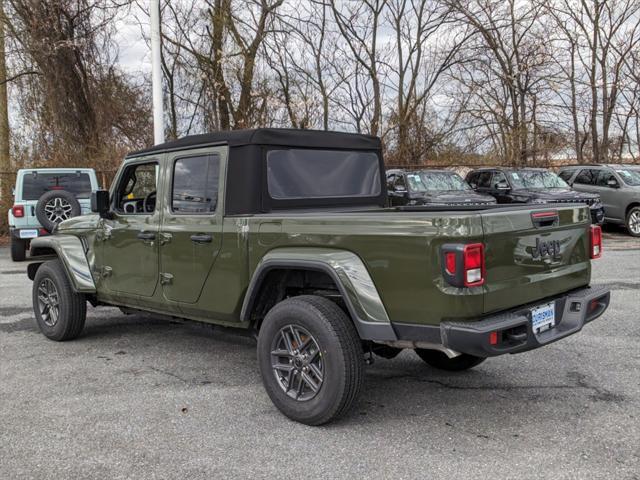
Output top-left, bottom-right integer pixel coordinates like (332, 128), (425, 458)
(128, 128), (381, 157)
(128, 128), (385, 215)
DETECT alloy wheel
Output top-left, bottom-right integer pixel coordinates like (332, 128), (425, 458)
(629, 210), (640, 235)
(44, 197), (73, 224)
(37, 278), (60, 327)
(270, 325), (324, 401)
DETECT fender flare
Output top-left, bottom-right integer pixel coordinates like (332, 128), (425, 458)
(241, 248), (397, 342)
(28, 235), (96, 293)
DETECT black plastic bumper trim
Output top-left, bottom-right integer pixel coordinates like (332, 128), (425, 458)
(391, 285), (610, 357)
(439, 285), (610, 357)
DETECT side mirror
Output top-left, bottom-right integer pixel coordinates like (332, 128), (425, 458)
(91, 190), (111, 218)
(496, 182), (510, 191)
(606, 178), (619, 188)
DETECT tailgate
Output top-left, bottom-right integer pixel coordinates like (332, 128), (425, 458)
(481, 205), (591, 314)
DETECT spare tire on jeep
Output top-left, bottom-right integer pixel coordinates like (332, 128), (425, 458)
(35, 190), (82, 232)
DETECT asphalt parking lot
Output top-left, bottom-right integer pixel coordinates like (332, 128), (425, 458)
(1, 229), (639, 479)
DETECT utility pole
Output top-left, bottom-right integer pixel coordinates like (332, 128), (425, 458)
(150, 0), (164, 145)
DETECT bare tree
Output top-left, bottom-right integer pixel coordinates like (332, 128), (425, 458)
(330, 0), (387, 137)
(447, 0), (552, 166)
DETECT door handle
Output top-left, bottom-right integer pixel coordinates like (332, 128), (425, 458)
(190, 233), (212, 243)
(137, 231), (156, 241)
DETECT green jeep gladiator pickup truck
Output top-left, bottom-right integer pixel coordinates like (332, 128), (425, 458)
(27, 129), (610, 425)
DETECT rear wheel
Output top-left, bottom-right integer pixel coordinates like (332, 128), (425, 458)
(257, 295), (364, 426)
(415, 349), (486, 371)
(10, 237), (26, 261)
(32, 260), (86, 341)
(626, 206), (640, 237)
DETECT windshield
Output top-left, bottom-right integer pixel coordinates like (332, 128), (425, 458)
(406, 171), (471, 192)
(21, 172), (93, 200)
(616, 169), (640, 186)
(509, 171), (568, 189)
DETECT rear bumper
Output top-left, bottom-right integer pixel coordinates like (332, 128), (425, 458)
(393, 285), (610, 357)
(10, 227), (48, 241)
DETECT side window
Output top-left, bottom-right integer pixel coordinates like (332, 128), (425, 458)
(386, 174), (396, 190)
(393, 175), (407, 191)
(574, 169), (596, 185)
(172, 154), (220, 213)
(476, 171), (493, 188)
(558, 170), (574, 183)
(115, 162), (158, 214)
(596, 169), (618, 188)
(466, 172), (478, 186)
(492, 171), (508, 188)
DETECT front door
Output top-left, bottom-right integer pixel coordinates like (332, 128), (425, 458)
(159, 148), (224, 304)
(490, 171), (513, 203)
(102, 159), (161, 297)
(594, 169), (623, 220)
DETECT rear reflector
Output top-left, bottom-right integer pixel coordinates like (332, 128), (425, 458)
(489, 331), (498, 345)
(11, 205), (24, 218)
(463, 243), (485, 287)
(445, 252), (457, 275)
(590, 225), (602, 259)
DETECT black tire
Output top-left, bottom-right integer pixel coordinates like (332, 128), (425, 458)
(32, 259), (86, 341)
(10, 237), (27, 261)
(415, 349), (486, 371)
(626, 206), (640, 237)
(257, 295), (364, 426)
(35, 190), (81, 232)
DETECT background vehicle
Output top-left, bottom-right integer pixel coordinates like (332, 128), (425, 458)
(558, 164), (640, 237)
(27, 129), (609, 425)
(8, 168), (99, 261)
(466, 167), (604, 224)
(386, 168), (496, 206)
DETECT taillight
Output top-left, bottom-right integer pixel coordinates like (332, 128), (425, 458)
(12, 205), (24, 218)
(463, 243), (485, 286)
(590, 225), (602, 259)
(441, 242), (485, 287)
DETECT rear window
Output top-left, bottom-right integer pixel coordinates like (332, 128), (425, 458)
(21, 172), (92, 200)
(266, 149), (381, 200)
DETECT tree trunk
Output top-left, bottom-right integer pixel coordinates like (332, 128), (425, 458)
(0, 0), (11, 235)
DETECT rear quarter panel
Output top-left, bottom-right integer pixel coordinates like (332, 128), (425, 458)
(246, 212), (486, 326)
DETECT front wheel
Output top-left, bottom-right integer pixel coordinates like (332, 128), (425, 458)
(257, 295), (364, 426)
(415, 349), (486, 371)
(10, 237), (26, 261)
(32, 260), (86, 341)
(626, 206), (640, 237)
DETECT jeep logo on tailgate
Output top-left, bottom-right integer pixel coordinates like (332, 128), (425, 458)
(532, 238), (561, 259)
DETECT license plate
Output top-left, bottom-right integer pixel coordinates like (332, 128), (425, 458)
(19, 229), (38, 239)
(531, 302), (555, 334)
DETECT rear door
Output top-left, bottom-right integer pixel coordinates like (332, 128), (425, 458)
(480, 205), (591, 314)
(159, 147), (224, 304)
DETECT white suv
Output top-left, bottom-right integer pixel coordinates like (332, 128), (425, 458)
(8, 168), (99, 261)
